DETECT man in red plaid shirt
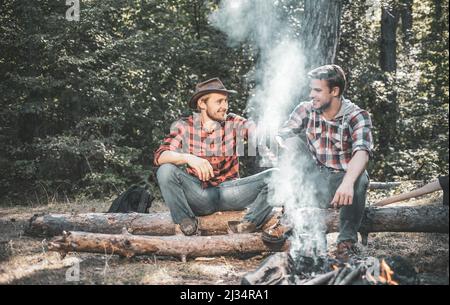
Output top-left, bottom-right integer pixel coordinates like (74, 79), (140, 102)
(153, 78), (276, 236)
(264, 65), (374, 261)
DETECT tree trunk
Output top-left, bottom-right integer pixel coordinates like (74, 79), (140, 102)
(27, 206), (449, 238)
(47, 231), (289, 260)
(399, 0), (413, 46)
(301, 0), (344, 70)
(378, 1), (399, 160)
(380, 2), (398, 72)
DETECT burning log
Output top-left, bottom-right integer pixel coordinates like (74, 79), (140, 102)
(243, 255), (417, 285)
(47, 230), (289, 260)
(332, 266), (352, 285)
(241, 252), (293, 285)
(27, 206), (449, 238)
(338, 266), (362, 285)
(303, 270), (338, 285)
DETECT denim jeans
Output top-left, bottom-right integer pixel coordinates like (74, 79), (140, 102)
(156, 164), (276, 228)
(284, 136), (370, 244)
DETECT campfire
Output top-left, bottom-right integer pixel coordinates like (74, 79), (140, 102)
(242, 252), (418, 285)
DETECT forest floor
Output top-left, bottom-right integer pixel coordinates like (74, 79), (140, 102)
(0, 181), (448, 285)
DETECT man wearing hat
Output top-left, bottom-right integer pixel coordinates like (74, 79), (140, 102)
(153, 78), (276, 236)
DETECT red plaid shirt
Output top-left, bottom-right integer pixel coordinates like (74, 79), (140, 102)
(153, 113), (251, 188)
(279, 99), (373, 171)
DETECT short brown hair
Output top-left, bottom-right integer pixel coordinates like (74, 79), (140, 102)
(307, 64), (347, 97)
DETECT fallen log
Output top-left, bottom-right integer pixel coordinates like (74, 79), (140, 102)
(47, 230), (289, 260)
(27, 206), (449, 238)
(368, 182), (402, 190)
(26, 210), (279, 237)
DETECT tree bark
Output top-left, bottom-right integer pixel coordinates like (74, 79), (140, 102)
(378, 1), (399, 160)
(380, 2), (399, 72)
(27, 206), (449, 238)
(301, 0), (344, 70)
(399, 0), (413, 45)
(47, 230), (289, 260)
(26, 210), (279, 237)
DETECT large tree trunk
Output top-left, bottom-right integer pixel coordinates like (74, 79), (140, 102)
(399, 0), (413, 45)
(378, 1), (399, 160)
(380, 2), (399, 72)
(27, 206), (449, 238)
(301, 0), (344, 70)
(47, 231), (289, 260)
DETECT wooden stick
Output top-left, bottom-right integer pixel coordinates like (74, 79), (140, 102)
(369, 182), (402, 190)
(338, 266), (362, 285)
(333, 267), (351, 285)
(303, 270), (338, 285)
(328, 267), (342, 285)
(373, 180), (441, 207)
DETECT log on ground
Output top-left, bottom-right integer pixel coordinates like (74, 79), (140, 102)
(27, 206), (449, 238)
(47, 231), (289, 259)
(26, 210), (279, 237)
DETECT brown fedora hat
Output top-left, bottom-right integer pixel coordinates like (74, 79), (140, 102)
(189, 78), (237, 109)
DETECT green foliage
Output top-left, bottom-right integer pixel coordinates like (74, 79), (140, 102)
(0, 0), (448, 203)
(338, 0), (448, 181)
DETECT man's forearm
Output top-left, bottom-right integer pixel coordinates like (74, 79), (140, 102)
(342, 150), (369, 185)
(157, 151), (190, 166)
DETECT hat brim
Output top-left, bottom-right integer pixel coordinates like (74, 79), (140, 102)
(189, 89), (237, 109)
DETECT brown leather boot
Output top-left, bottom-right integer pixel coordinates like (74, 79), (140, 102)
(179, 218), (198, 236)
(334, 240), (359, 262)
(261, 221), (293, 245)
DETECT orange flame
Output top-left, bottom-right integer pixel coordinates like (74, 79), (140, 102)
(379, 259), (399, 285)
(364, 259), (399, 285)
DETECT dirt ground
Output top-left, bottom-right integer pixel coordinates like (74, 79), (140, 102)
(0, 183), (448, 285)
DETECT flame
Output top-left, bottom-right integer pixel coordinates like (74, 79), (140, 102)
(364, 259), (399, 285)
(379, 259), (399, 285)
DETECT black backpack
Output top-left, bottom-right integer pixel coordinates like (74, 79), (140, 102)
(107, 185), (154, 213)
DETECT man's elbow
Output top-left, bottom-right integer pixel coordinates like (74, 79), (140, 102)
(357, 150), (370, 165)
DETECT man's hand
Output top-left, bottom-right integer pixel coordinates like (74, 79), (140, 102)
(275, 136), (289, 151)
(331, 181), (354, 208)
(185, 155), (214, 182)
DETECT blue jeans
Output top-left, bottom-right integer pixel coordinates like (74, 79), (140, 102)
(156, 164), (276, 227)
(284, 136), (370, 244)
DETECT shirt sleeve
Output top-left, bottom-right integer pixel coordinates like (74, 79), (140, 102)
(349, 110), (374, 157)
(278, 102), (310, 139)
(153, 119), (188, 166)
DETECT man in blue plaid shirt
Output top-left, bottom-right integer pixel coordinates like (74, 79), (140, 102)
(264, 65), (374, 261)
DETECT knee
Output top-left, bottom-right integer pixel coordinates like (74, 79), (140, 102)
(262, 167), (280, 177)
(156, 164), (179, 186)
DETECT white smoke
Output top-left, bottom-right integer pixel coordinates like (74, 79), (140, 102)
(211, 0), (327, 259)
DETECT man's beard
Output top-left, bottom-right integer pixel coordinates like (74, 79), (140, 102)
(316, 100), (332, 112)
(207, 109), (227, 122)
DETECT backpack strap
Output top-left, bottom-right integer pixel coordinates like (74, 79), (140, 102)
(137, 188), (150, 213)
